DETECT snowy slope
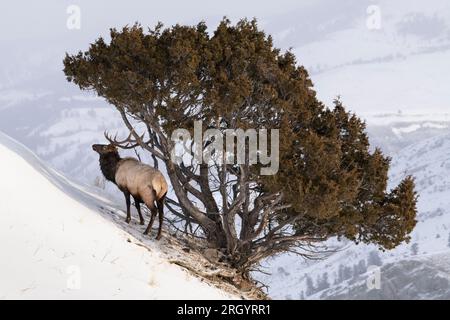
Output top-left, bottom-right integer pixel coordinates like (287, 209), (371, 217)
(0, 132), (236, 299)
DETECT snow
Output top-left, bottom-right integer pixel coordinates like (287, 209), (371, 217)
(0, 132), (236, 299)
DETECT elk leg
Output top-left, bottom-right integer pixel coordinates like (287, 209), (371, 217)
(133, 198), (145, 225)
(144, 204), (157, 235)
(155, 211), (163, 240)
(155, 196), (165, 240)
(124, 192), (131, 224)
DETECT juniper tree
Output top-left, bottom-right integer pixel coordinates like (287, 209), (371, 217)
(63, 19), (417, 276)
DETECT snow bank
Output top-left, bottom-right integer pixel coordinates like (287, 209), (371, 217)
(0, 132), (235, 299)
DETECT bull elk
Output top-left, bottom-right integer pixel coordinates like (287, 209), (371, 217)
(92, 138), (168, 240)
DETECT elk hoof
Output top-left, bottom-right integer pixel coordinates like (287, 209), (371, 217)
(125, 217), (131, 224)
(155, 235), (162, 241)
(140, 220), (145, 225)
(143, 230), (150, 236)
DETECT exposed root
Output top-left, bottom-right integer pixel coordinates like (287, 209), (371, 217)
(163, 234), (268, 300)
(168, 258), (268, 300)
(168, 259), (236, 279)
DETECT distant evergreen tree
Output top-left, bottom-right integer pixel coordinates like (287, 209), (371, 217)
(337, 264), (345, 282)
(337, 264), (353, 282)
(353, 259), (367, 276)
(368, 250), (383, 266)
(316, 272), (330, 292)
(353, 264), (358, 276)
(299, 291), (305, 300)
(344, 265), (353, 280)
(305, 275), (315, 296)
(359, 259), (367, 274)
(316, 272), (330, 291)
(411, 242), (419, 255)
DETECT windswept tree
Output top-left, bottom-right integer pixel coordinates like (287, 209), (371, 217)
(63, 19), (417, 277)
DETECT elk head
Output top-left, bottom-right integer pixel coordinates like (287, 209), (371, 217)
(92, 144), (118, 154)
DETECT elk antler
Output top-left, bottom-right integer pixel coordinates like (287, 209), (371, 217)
(104, 130), (148, 149)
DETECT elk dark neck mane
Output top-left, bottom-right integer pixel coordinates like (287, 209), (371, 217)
(99, 152), (121, 184)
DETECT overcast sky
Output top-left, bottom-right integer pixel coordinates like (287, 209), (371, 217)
(0, 0), (316, 42)
(1, 0), (449, 115)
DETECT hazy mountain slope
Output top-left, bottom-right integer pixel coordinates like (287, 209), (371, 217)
(0, 132), (237, 299)
(314, 252), (450, 300)
(258, 128), (450, 299)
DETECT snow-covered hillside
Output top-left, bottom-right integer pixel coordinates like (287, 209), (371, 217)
(0, 132), (237, 299)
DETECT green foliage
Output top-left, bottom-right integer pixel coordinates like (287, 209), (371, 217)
(268, 98), (417, 249)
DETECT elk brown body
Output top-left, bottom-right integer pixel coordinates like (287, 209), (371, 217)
(92, 143), (168, 239)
